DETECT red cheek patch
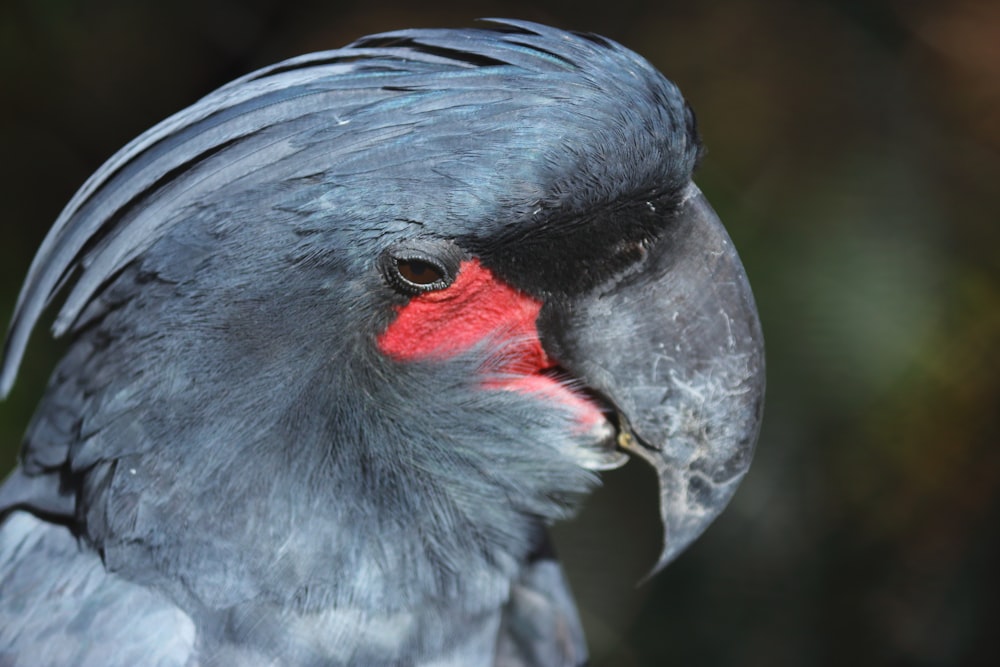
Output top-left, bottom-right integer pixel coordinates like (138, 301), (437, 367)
(377, 259), (605, 429)
(377, 259), (551, 375)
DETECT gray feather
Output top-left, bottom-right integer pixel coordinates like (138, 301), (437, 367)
(0, 18), (703, 666)
(0, 511), (196, 667)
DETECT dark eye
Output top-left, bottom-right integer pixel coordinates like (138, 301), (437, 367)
(396, 259), (444, 286)
(380, 242), (462, 296)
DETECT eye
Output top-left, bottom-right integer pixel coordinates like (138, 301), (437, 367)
(396, 258), (444, 286)
(380, 240), (463, 296)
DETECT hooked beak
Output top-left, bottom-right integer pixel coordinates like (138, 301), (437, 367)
(540, 183), (765, 574)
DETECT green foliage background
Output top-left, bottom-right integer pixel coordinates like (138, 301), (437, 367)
(2, 1), (998, 664)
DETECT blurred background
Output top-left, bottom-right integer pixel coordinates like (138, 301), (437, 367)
(1, 0), (998, 664)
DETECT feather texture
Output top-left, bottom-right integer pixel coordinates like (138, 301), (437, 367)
(0, 19), (703, 665)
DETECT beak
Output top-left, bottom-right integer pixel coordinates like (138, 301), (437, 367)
(539, 183), (765, 574)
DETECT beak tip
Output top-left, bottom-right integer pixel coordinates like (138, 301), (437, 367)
(626, 327), (765, 579)
(654, 464), (752, 575)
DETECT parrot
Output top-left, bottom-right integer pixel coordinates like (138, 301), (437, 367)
(0, 19), (764, 667)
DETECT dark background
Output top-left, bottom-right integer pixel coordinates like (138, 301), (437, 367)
(2, 1), (998, 665)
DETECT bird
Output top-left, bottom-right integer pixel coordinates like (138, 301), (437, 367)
(0, 19), (765, 666)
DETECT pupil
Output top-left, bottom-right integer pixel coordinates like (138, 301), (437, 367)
(398, 259), (442, 285)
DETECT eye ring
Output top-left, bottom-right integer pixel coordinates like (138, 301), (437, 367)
(380, 240), (464, 296)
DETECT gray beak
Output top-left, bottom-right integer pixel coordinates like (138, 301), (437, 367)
(541, 183), (765, 573)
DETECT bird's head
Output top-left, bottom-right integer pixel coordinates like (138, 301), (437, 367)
(1, 20), (764, 607)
